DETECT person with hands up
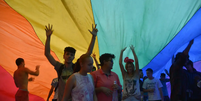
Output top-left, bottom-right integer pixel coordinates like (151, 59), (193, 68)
(44, 24), (98, 101)
(119, 45), (141, 101)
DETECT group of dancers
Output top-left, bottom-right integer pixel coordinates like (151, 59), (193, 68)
(13, 24), (201, 101)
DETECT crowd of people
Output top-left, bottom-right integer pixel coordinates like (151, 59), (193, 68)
(13, 24), (201, 101)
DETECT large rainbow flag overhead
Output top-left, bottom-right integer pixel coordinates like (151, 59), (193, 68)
(1, 0), (201, 100)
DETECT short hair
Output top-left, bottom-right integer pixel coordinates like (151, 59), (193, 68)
(15, 58), (24, 66)
(99, 53), (115, 66)
(64, 47), (76, 54)
(73, 54), (91, 73)
(175, 52), (189, 62)
(146, 68), (153, 73)
(161, 73), (166, 77)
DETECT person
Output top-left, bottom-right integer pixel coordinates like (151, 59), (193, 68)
(139, 69), (144, 95)
(44, 24), (98, 101)
(62, 54), (97, 101)
(92, 53), (100, 70)
(143, 68), (164, 101)
(119, 45), (140, 101)
(169, 40), (193, 101)
(91, 53), (122, 101)
(159, 71), (170, 101)
(47, 78), (58, 101)
(13, 58), (40, 101)
(183, 60), (201, 100)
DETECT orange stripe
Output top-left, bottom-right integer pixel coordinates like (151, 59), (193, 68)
(0, 0), (58, 100)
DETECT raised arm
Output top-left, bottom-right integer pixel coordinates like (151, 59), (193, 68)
(165, 69), (170, 77)
(44, 24), (57, 66)
(47, 85), (54, 101)
(25, 65), (40, 76)
(171, 55), (175, 64)
(183, 39), (194, 55)
(86, 24), (98, 56)
(92, 53), (100, 69)
(119, 47), (127, 76)
(130, 45), (139, 75)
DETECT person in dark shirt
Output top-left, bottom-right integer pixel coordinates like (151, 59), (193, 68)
(169, 40), (193, 101)
(184, 60), (201, 101)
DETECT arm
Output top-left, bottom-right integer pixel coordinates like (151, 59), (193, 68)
(171, 55), (175, 64)
(92, 53), (100, 69)
(165, 69), (170, 77)
(44, 24), (57, 66)
(143, 88), (155, 93)
(28, 77), (34, 81)
(159, 87), (164, 101)
(183, 39), (194, 55)
(130, 45), (139, 75)
(25, 65), (40, 76)
(119, 47), (127, 76)
(47, 86), (54, 101)
(62, 75), (75, 101)
(95, 87), (113, 97)
(86, 24), (98, 56)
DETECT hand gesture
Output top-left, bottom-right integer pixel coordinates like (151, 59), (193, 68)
(121, 47), (127, 52)
(130, 45), (135, 51)
(88, 24), (98, 36)
(101, 87), (113, 97)
(45, 24), (53, 37)
(92, 53), (96, 58)
(190, 39), (194, 45)
(36, 65), (40, 70)
(28, 77), (35, 81)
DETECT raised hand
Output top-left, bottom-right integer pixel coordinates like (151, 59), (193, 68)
(130, 45), (135, 51)
(45, 24), (53, 37)
(121, 47), (127, 52)
(36, 65), (40, 70)
(92, 53), (96, 58)
(88, 24), (98, 36)
(190, 39), (194, 45)
(28, 77), (35, 81)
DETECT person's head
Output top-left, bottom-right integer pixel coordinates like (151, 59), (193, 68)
(74, 54), (93, 73)
(99, 53), (115, 70)
(175, 52), (189, 65)
(124, 57), (135, 74)
(146, 68), (153, 79)
(139, 69), (144, 78)
(63, 47), (76, 64)
(15, 58), (25, 67)
(160, 73), (166, 80)
(185, 60), (196, 72)
(125, 62), (135, 74)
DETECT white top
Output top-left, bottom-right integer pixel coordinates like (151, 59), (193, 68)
(142, 78), (163, 100)
(71, 73), (94, 101)
(122, 73), (140, 99)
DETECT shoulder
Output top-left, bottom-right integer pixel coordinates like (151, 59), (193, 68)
(91, 70), (100, 76)
(111, 71), (118, 76)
